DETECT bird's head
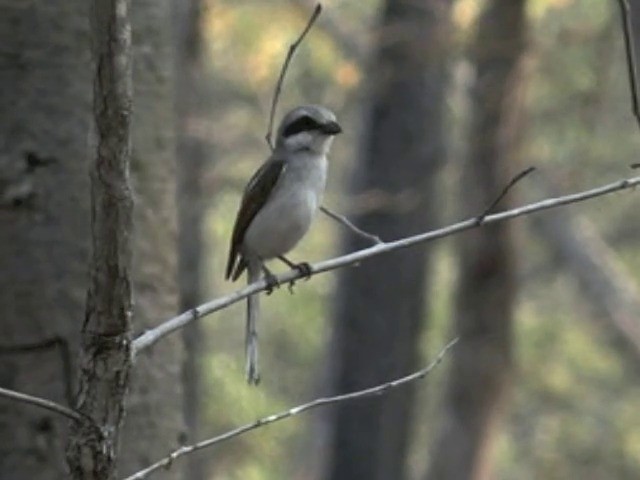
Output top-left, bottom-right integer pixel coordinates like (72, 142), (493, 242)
(275, 105), (342, 155)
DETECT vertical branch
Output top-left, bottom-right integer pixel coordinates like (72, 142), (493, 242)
(616, 0), (640, 130)
(66, 0), (134, 478)
(265, 3), (322, 150)
(175, 0), (206, 478)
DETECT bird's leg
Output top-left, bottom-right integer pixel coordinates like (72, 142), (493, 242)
(261, 264), (279, 295)
(277, 255), (312, 293)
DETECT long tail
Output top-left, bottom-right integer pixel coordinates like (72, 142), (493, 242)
(246, 260), (261, 385)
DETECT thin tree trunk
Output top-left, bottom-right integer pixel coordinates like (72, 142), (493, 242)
(325, 2), (451, 480)
(175, 0), (207, 478)
(67, 0), (134, 477)
(425, 1), (527, 479)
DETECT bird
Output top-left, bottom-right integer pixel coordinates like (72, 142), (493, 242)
(226, 105), (342, 385)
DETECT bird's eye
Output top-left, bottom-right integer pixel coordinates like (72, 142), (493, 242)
(282, 115), (322, 138)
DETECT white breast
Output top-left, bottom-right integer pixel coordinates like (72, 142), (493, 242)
(242, 154), (327, 260)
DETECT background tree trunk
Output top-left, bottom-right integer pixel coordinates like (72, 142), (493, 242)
(175, 0), (207, 478)
(118, 0), (184, 477)
(0, 1), (184, 478)
(325, 2), (451, 480)
(425, 1), (527, 479)
(0, 2), (91, 478)
(529, 179), (640, 360)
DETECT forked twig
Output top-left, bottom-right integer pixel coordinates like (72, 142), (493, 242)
(265, 3), (322, 150)
(476, 166), (536, 224)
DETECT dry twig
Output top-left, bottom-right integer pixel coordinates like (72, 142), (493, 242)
(476, 166), (536, 223)
(0, 386), (83, 423)
(320, 205), (383, 244)
(133, 174), (640, 354)
(265, 3), (322, 149)
(124, 337), (458, 480)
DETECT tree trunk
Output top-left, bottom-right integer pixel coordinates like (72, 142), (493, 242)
(425, 1), (527, 480)
(67, 0), (135, 477)
(0, 2), (91, 478)
(0, 1), (183, 478)
(118, 0), (184, 477)
(325, 2), (451, 480)
(175, 0), (207, 478)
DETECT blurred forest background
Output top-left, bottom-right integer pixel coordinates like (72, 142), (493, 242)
(195, 0), (640, 478)
(1, 0), (640, 479)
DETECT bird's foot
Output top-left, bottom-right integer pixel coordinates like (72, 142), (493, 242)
(293, 261), (313, 279)
(263, 269), (280, 295)
(287, 262), (313, 294)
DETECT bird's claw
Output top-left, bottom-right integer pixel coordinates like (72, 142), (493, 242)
(287, 262), (312, 294)
(294, 262), (313, 279)
(264, 271), (280, 295)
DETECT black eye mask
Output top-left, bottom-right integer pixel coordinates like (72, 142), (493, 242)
(282, 115), (323, 138)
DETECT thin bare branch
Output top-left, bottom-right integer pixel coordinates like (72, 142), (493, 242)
(476, 166), (536, 223)
(133, 174), (640, 354)
(265, 3), (322, 150)
(0, 386), (83, 423)
(291, 0), (366, 60)
(0, 336), (74, 406)
(320, 205), (383, 244)
(124, 337), (458, 480)
(616, 0), (640, 130)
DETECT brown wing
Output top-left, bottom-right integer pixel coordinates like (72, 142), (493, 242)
(225, 158), (286, 280)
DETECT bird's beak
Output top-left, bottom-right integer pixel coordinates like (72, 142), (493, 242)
(321, 121), (342, 135)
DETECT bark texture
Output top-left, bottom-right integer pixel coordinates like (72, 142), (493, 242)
(0, 1), (182, 479)
(425, 1), (527, 479)
(67, 0), (134, 477)
(0, 2), (92, 479)
(325, 2), (451, 480)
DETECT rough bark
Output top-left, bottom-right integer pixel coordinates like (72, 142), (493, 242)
(0, 2), (91, 479)
(0, 1), (182, 478)
(425, 2), (527, 480)
(175, 0), (207, 478)
(325, 2), (451, 480)
(66, 0), (134, 477)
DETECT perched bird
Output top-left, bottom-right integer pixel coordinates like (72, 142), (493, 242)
(226, 105), (342, 385)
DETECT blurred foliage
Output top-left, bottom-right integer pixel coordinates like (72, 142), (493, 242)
(193, 0), (640, 479)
